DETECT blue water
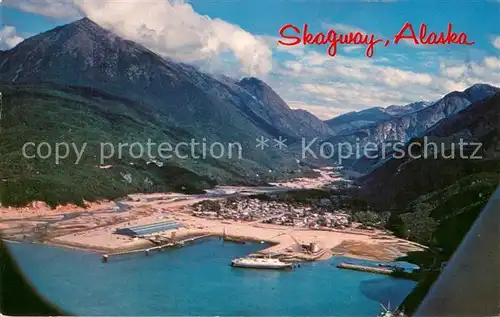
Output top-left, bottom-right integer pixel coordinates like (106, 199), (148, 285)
(7, 239), (416, 316)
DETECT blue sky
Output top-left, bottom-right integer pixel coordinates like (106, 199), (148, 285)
(1, 0), (499, 119)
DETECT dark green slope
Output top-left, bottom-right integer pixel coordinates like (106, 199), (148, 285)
(396, 175), (498, 315)
(362, 93), (500, 211)
(359, 94), (500, 314)
(0, 84), (228, 207)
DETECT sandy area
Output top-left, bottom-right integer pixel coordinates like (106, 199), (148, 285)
(0, 200), (117, 219)
(269, 169), (342, 189)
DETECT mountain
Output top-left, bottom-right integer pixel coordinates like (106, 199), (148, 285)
(0, 18), (330, 206)
(385, 101), (431, 116)
(0, 18), (329, 140)
(325, 107), (393, 135)
(324, 84), (500, 170)
(324, 101), (432, 136)
(235, 77), (333, 138)
(360, 92), (500, 315)
(361, 92), (500, 211)
(293, 109), (333, 136)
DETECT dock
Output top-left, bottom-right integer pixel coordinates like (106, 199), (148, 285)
(337, 263), (395, 275)
(102, 233), (212, 262)
(114, 220), (183, 237)
(222, 236), (247, 244)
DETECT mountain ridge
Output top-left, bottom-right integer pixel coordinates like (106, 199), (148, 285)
(0, 18), (332, 139)
(324, 101), (432, 135)
(358, 93), (500, 314)
(324, 83), (500, 172)
(361, 92), (500, 210)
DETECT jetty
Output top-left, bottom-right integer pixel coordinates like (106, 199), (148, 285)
(223, 236), (247, 244)
(337, 262), (396, 275)
(102, 233), (212, 262)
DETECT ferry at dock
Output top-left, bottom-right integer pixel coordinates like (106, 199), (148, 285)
(231, 257), (293, 270)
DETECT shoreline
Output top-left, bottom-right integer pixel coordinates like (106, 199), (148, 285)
(2, 215), (425, 262)
(2, 216), (424, 264)
(4, 235), (418, 268)
(42, 223), (422, 263)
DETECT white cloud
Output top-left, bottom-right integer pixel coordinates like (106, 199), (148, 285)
(322, 23), (368, 35)
(438, 56), (500, 91)
(74, 0), (272, 76)
(279, 50), (432, 88)
(376, 66), (433, 87)
(3, 0), (82, 19)
(439, 64), (467, 79)
(484, 57), (500, 69)
(271, 45), (500, 113)
(0, 26), (24, 50)
(303, 83), (403, 107)
(491, 36), (500, 49)
(343, 46), (364, 53)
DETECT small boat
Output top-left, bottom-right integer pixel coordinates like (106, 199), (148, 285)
(231, 257), (293, 270)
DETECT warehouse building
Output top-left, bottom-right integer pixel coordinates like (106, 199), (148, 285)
(115, 220), (183, 237)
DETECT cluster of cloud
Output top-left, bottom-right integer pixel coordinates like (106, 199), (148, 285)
(267, 21), (500, 117)
(4, 0), (500, 119)
(0, 26), (24, 50)
(272, 49), (500, 117)
(78, 0), (272, 76)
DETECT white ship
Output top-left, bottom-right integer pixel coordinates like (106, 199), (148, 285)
(231, 257), (293, 270)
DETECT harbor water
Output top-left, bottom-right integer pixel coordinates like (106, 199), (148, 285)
(6, 238), (416, 316)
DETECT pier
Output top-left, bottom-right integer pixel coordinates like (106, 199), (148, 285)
(222, 236), (247, 244)
(337, 263), (395, 275)
(102, 233), (212, 262)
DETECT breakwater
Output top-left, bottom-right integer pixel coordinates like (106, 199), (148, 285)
(337, 263), (395, 275)
(102, 233), (212, 262)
